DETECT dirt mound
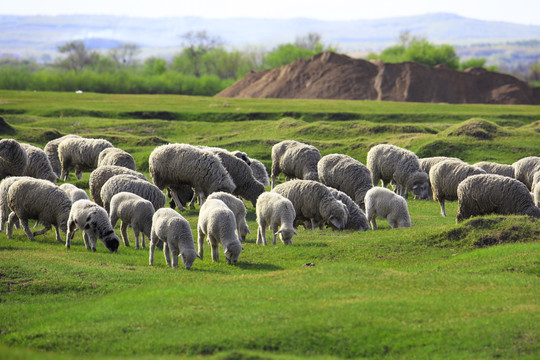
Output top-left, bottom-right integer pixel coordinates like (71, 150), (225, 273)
(217, 52), (540, 105)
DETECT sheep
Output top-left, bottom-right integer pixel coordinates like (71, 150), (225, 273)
(150, 208), (198, 269)
(100, 174), (166, 213)
(206, 192), (250, 242)
(512, 156), (540, 190)
(149, 143), (235, 208)
(456, 174), (540, 222)
(20, 143), (57, 184)
(366, 144), (430, 199)
(89, 165), (148, 207)
(6, 178), (71, 242)
(327, 187), (370, 231)
(0, 176), (34, 232)
(272, 179), (348, 231)
(65, 199), (120, 252)
(429, 160), (487, 217)
(109, 192), (154, 249)
(44, 134), (81, 178)
(231, 151), (270, 187)
(230, 150), (251, 165)
(533, 171), (540, 207)
(473, 161), (515, 178)
(97, 147), (136, 170)
(197, 198), (243, 264)
(0, 139), (28, 180)
(255, 192), (297, 245)
(271, 140), (321, 188)
(417, 156), (463, 200)
(318, 153), (373, 210)
(59, 183), (90, 203)
(58, 137), (113, 180)
(364, 187), (412, 230)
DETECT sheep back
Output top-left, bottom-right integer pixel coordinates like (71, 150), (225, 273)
(0, 139), (28, 180)
(89, 165), (148, 206)
(512, 156), (540, 190)
(58, 138), (113, 180)
(97, 147), (136, 170)
(206, 191), (250, 241)
(364, 187), (412, 229)
(21, 143), (57, 184)
(430, 160), (487, 203)
(101, 174), (166, 212)
(473, 161), (515, 178)
(271, 140), (321, 187)
(59, 183), (89, 203)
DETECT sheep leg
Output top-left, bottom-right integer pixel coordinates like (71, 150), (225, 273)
(439, 200), (447, 217)
(170, 245), (179, 269)
(54, 226), (62, 243)
(120, 221), (130, 247)
(199, 192), (206, 206)
(310, 218), (318, 230)
(66, 221), (77, 249)
(210, 238), (219, 262)
(171, 191), (185, 211)
(256, 225), (265, 245)
(149, 231), (158, 265)
(197, 227), (205, 260)
(133, 228), (140, 250)
(271, 225), (279, 246)
(6, 212), (19, 239)
(75, 170), (83, 180)
(18, 218), (36, 241)
(163, 242), (171, 267)
(188, 192), (197, 209)
(88, 233), (97, 252)
(82, 232), (91, 250)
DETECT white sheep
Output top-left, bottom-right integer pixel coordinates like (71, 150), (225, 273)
(97, 147), (136, 170)
(256, 192), (297, 245)
(0, 139), (28, 180)
(512, 156), (540, 190)
(44, 134), (81, 177)
(473, 161), (515, 178)
(65, 199), (120, 252)
(109, 191), (155, 249)
(6, 178), (72, 242)
(89, 165), (148, 207)
(271, 140), (321, 188)
(150, 208), (198, 269)
(206, 191), (251, 242)
(197, 198), (243, 264)
(364, 187), (412, 230)
(59, 183), (89, 204)
(58, 137), (113, 180)
(20, 143), (57, 184)
(417, 156), (464, 200)
(100, 174), (166, 213)
(0, 176), (34, 232)
(366, 144), (430, 199)
(272, 179), (348, 231)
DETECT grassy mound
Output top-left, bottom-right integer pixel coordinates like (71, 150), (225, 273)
(444, 118), (504, 140)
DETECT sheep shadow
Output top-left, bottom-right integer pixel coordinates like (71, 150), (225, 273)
(234, 261), (283, 271)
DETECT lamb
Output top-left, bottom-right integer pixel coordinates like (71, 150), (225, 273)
(456, 174), (540, 221)
(0, 139), (28, 180)
(100, 174), (166, 213)
(366, 144), (430, 199)
(327, 187), (370, 231)
(20, 143), (58, 184)
(197, 198), (243, 264)
(150, 208), (198, 269)
(364, 187), (412, 230)
(97, 147), (136, 170)
(512, 156), (540, 190)
(473, 161), (515, 178)
(44, 134), (81, 177)
(318, 153), (373, 210)
(58, 137), (113, 180)
(271, 140), (321, 188)
(272, 179), (348, 231)
(0, 176), (34, 232)
(429, 160), (487, 217)
(6, 178), (72, 242)
(59, 183), (89, 203)
(255, 192), (297, 245)
(89, 165), (148, 207)
(65, 199), (120, 252)
(109, 192), (154, 249)
(206, 191), (250, 242)
(149, 143), (235, 208)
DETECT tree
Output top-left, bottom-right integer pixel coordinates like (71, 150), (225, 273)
(295, 32), (322, 51)
(57, 41), (94, 72)
(262, 44), (316, 69)
(109, 43), (140, 67)
(177, 31), (223, 77)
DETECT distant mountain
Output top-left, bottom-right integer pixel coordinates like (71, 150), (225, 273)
(1, 13), (539, 65)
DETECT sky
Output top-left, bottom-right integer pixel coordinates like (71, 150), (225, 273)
(3, 0), (540, 26)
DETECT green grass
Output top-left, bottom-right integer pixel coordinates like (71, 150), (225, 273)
(0, 90), (539, 359)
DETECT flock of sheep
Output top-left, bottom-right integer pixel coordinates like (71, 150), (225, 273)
(1, 135), (539, 270)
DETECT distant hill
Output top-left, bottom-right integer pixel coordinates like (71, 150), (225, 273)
(1, 13), (539, 67)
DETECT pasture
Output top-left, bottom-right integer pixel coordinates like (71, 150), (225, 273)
(0, 90), (539, 359)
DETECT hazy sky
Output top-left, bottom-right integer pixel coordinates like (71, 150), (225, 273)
(3, 0), (540, 26)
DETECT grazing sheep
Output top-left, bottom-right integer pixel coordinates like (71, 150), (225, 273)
(418, 157), (463, 200)
(109, 192), (154, 249)
(256, 192), (297, 245)
(366, 144), (430, 199)
(364, 187), (412, 230)
(20, 143), (57, 184)
(97, 147), (136, 170)
(473, 161), (515, 178)
(513, 156), (540, 190)
(230, 150), (251, 165)
(89, 165), (148, 207)
(0, 176), (34, 232)
(430, 160), (487, 217)
(318, 153), (373, 209)
(271, 140), (321, 188)
(150, 208), (198, 269)
(65, 199), (120, 252)
(59, 183), (89, 203)
(231, 151), (270, 187)
(207, 191), (250, 242)
(456, 174), (540, 221)
(58, 137), (113, 180)
(532, 171), (540, 193)
(197, 199), (243, 264)
(533, 171), (540, 207)
(149, 143), (235, 207)
(44, 134), (81, 178)
(0, 139), (28, 180)
(272, 179), (348, 231)
(6, 178), (71, 242)
(327, 187), (370, 231)
(100, 174), (166, 213)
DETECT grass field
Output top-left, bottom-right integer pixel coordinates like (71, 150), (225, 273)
(0, 90), (539, 359)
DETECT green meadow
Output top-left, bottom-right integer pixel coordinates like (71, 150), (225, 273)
(0, 90), (539, 359)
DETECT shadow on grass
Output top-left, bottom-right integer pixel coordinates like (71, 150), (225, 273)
(234, 261), (283, 271)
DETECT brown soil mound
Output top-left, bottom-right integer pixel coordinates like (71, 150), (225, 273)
(216, 52), (540, 105)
